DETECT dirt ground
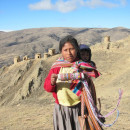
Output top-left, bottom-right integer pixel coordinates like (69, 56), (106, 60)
(0, 87), (129, 130)
(0, 103), (54, 130)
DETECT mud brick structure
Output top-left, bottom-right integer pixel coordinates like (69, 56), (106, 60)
(35, 53), (41, 59)
(14, 56), (20, 64)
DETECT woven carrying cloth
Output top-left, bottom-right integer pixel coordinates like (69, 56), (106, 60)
(51, 57), (100, 78)
(52, 57), (100, 97)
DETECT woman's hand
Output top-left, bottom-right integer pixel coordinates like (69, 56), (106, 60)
(51, 74), (58, 86)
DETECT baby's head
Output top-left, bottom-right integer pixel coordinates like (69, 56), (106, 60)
(80, 44), (92, 62)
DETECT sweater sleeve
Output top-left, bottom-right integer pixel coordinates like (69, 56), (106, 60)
(44, 67), (60, 92)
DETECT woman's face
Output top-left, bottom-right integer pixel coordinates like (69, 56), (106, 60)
(61, 42), (77, 62)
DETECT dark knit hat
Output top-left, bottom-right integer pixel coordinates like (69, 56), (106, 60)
(79, 44), (92, 61)
(80, 44), (90, 50)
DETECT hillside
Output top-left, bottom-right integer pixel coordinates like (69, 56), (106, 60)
(0, 35), (130, 129)
(0, 27), (130, 67)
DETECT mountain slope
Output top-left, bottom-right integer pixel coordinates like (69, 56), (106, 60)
(0, 35), (130, 130)
(0, 27), (130, 67)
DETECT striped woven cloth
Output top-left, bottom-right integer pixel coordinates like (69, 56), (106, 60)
(51, 57), (100, 78)
(51, 57), (100, 96)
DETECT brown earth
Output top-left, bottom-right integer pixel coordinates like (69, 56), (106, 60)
(0, 36), (130, 130)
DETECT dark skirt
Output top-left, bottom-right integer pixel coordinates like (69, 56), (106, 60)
(53, 102), (103, 130)
(53, 103), (90, 130)
(53, 103), (80, 130)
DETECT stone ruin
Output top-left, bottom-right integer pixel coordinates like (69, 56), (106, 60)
(23, 55), (28, 61)
(104, 36), (110, 43)
(43, 53), (48, 60)
(90, 36), (112, 51)
(103, 36), (111, 49)
(14, 56), (21, 64)
(48, 48), (55, 56)
(35, 53), (41, 59)
(13, 48), (56, 64)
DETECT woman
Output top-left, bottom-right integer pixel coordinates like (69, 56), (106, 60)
(44, 35), (99, 130)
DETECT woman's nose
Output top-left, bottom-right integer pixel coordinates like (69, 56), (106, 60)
(67, 50), (71, 54)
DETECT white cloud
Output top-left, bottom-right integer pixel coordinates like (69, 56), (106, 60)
(29, 0), (53, 10)
(28, 0), (127, 13)
(85, 0), (118, 8)
(29, 0), (83, 12)
(0, 30), (13, 32)
(119, 0), (127, 6)
(55, 0), (83, 13)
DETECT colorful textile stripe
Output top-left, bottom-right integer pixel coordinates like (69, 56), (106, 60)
(51, 57), (100, 78)
(51, 57), (72, 69)
(83, 70), (100, 78)
(57, 72), (84, 81)
(71, 82), (82, 96)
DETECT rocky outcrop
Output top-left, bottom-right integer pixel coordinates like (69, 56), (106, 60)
(0, 55), (59, 106)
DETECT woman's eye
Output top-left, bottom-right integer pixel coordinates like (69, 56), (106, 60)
(70, 48), (74, 50)
(64, 49), (67, 52)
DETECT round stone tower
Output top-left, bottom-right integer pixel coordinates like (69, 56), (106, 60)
(48, 48), (55, 56)
(43, 53), (48, 60)
(23, 55), (28, 61)
(104, 36), (110, 43)
(35, 53), (41, 59)
(14, 56), (20, 64)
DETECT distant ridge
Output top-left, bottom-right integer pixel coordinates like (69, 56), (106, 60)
(0, 27), (130, 67)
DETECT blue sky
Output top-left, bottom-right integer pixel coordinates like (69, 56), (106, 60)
(0, 0), (130, 31)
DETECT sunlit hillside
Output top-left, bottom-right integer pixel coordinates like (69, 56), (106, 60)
(0, 35), (130, 130)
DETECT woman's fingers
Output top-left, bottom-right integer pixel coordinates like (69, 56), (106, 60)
(51, 74), (58, 85)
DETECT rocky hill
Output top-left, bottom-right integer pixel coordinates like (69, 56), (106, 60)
(0, 35), (130, 129)
(0, 27), (130, 68)
(0, 55), (57, 106)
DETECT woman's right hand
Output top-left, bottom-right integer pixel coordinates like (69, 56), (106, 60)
(51, 74), (58, 85)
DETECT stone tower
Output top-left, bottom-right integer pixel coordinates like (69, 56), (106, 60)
(35, 53), (41, 59)
(103, 36), (111, 49)
(104, 36), (110, 43)
(23, 55), (28, 61)
(43, 53), (48, 60)
(14, 56), (20, 64)
(48, 48), (55, 56)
